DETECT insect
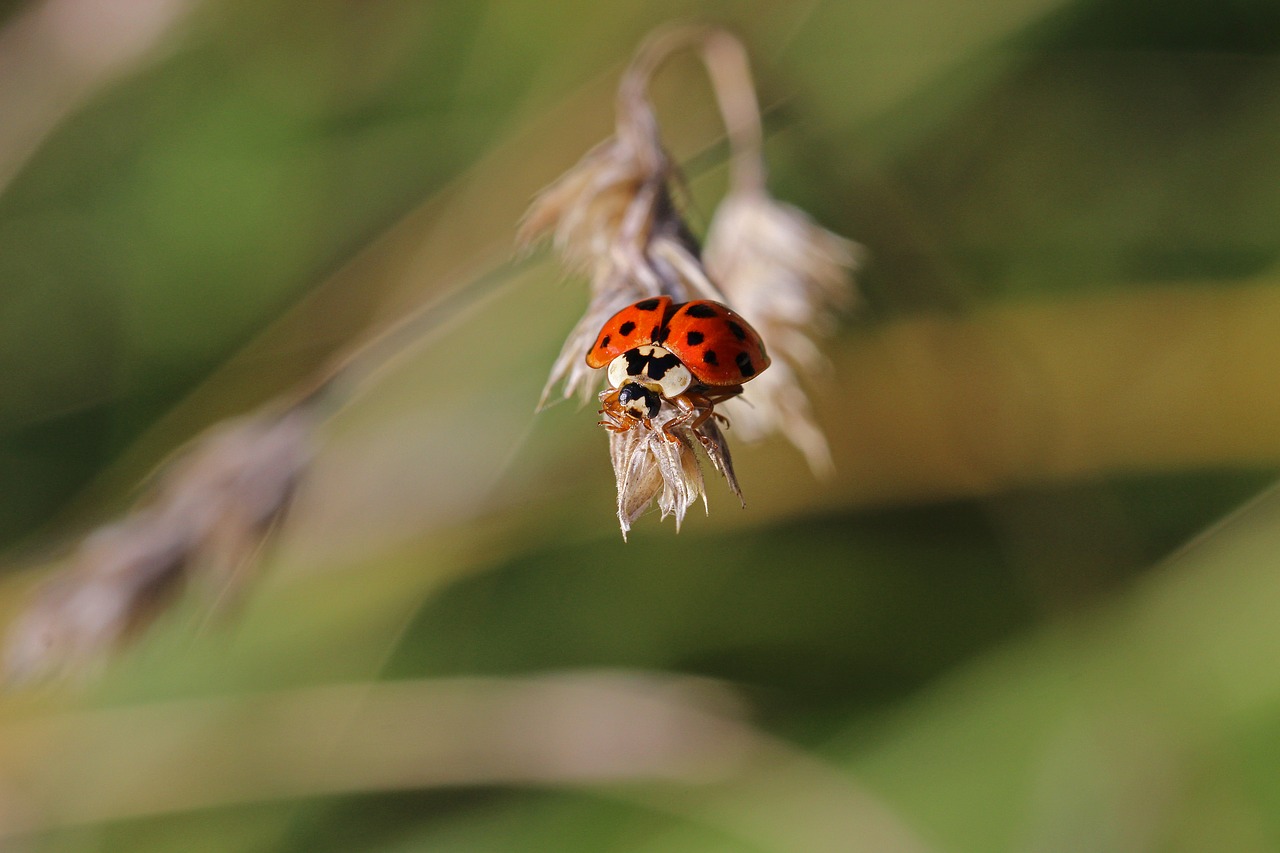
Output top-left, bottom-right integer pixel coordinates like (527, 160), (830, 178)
(587, 296), (770, 439)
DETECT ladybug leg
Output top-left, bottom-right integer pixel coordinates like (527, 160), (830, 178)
(660, 392), (716, 442)
(661, 385), (747, 442)
(700, 385), (743, 428)
(701, 385), (744, 405)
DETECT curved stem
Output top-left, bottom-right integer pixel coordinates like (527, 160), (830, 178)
(617, 26), (768, 195)
(699, 29), (767, 195)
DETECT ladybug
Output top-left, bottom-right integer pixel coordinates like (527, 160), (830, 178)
(586, 296), (770, 438)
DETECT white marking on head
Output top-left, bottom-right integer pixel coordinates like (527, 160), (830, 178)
(607, 346), (693, 398)
(607, 353), (630, 390)
(648, 352), (691, 397)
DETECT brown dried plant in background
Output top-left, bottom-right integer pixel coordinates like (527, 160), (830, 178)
(523, 26), (858, 536)
(5, 402), (315, 680)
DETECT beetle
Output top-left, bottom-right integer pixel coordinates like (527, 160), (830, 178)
(586, 296), (770, 438)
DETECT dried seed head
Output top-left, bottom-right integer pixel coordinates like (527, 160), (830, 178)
(527, 25), (858, 535)
(704, 190), (860, 474)
(606, 394), (741, 540)
(5, 404), (314, 681)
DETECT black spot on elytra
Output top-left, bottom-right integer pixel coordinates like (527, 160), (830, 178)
(727, 321), (747, 341)
(618, 321), (636, 336)
(703, 350), (718, 365)
(735, 352), (756, 377)
(654, 326), (670, 344)
(599, 335), (611, 349)
(634, 298), (661, 311)
(686, 331), (704, 346)
(684, 303), (718, 319)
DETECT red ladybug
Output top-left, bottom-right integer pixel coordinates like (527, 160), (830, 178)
(586, 297), (770, 438)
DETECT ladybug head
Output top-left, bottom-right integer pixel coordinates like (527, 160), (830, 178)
(617, 382), (661, 420)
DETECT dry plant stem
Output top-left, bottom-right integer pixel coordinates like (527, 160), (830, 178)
(526, 25), (857, 533)
(4, 401), (316, 681)
(699, 28), (766, 194)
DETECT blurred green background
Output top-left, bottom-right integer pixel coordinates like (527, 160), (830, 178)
(3, 0), (1280, 850)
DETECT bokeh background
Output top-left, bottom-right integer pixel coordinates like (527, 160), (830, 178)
(3, 0), (1280, 850)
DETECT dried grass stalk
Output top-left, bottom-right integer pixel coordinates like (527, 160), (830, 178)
(525, 25), (858, 535)
(5, 403), (315, 680)
(705, 192), (861, 474)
